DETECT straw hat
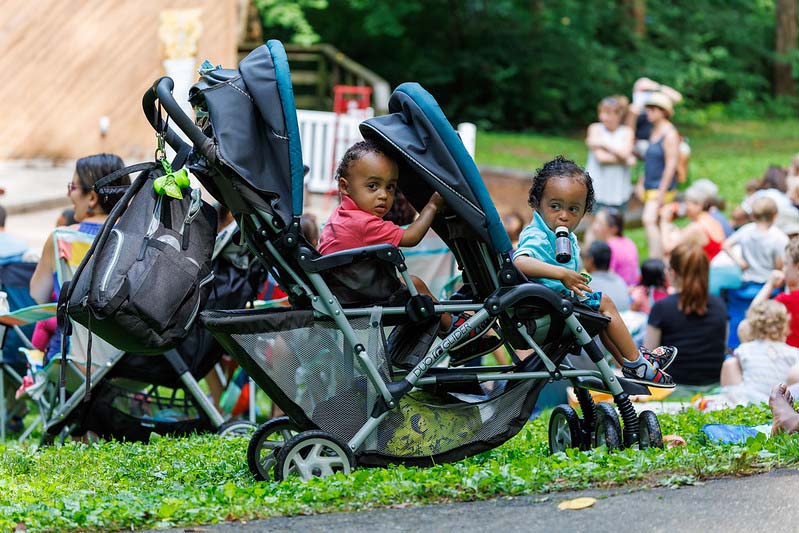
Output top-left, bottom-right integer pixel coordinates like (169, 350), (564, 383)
(645, 91), (674, 117)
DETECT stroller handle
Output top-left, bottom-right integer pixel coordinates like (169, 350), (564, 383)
(142, 77), (215, 162)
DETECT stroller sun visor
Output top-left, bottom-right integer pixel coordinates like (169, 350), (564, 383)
(360, 83), (512, 255)
(190, 40), (304, 224)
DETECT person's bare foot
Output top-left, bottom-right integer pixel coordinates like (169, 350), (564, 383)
(769, 383), (799, 435)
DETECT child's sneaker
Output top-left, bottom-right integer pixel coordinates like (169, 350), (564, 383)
(621, 362), (675, 389)
(640, 346), (678, 371)
(445, 314), (503, 366)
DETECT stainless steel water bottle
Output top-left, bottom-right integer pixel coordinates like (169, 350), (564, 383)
(555, 226), (571, 263)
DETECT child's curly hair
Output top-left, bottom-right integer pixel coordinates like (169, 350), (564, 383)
(334, 140), (392, 182)
(527, 155), (595, 213)
(745, 300), (789, 342)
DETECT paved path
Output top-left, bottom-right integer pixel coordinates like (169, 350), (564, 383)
(149, 468), (799, 533)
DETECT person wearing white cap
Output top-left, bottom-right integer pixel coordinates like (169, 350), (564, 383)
(640, 91), (681, 259)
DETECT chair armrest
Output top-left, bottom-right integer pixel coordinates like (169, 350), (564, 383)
(297, 244), (406, 274)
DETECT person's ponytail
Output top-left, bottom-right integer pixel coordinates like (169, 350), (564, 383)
(671, 243), (709, 315)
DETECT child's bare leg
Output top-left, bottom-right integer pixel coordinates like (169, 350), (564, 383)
(598, 294), (638, 362)
(599, 329), (625, 366)
(770, 383), (799, 435)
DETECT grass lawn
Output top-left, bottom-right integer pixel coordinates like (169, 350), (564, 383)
(2, 404), (797, 531)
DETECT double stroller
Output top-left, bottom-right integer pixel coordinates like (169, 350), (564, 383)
(139, 40), (664, 481)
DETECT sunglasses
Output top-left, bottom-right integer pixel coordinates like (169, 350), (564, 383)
(67, 182), (88, 194)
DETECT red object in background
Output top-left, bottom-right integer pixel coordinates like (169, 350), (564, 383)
(333, 85), (372, 114)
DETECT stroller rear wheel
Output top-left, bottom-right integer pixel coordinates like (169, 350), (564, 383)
(593, 402), (622, 450)
(548, 405), (583, 454)
(637, 410), (663, 449)
(247, 417), (301, 480)
(275, 430), (354, 482)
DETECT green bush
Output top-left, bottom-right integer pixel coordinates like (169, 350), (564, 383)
(283, 0), (794, 130)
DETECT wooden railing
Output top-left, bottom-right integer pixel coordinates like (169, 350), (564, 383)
(239, 42), (390, 114)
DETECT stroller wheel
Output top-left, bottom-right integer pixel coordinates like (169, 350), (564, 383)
(217, 420), (257, 438)
(593, 402), (622, 450)
(637, 411), (663, 449)
(548, 405), (583, 454)
(247, 417), (301, 481)
(275, 430), (354, 482)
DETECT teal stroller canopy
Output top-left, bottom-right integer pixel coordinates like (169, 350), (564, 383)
(361, 83), (513, 256)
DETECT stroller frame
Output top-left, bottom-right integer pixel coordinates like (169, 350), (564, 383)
(138, 40), (658, 480)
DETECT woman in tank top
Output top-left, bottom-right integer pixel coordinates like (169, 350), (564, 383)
(640, 92), (680, 260)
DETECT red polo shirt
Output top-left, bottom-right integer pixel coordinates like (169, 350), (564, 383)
(318, 195), (404, 255)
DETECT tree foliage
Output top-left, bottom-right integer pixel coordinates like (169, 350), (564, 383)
(261, 0), (795, 130)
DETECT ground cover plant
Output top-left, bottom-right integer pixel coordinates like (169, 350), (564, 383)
(1, 403), (797, 531)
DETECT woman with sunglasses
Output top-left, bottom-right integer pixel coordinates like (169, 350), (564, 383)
(30, 153), (129, 304)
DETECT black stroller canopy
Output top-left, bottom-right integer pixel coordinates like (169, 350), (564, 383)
(360, 83), (513, 255)
(190, 41), (304, 225)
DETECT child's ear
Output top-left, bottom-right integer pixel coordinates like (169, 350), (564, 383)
(338, 178), (349, 195)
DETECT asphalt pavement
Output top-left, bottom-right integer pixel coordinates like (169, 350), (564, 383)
(148, 468), (799, 533)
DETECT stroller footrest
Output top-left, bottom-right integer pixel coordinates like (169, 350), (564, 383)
(573, 375), (651, 396)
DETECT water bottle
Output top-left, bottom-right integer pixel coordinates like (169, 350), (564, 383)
(555, 226), (571, 263)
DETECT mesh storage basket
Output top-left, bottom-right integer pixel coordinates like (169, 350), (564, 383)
(203, 308), (542, 466)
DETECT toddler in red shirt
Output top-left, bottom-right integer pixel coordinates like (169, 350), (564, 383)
(319, 140), (500, 364)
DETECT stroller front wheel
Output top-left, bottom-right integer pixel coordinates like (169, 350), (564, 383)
(275, 430), (354, 482)
(247, 416), (301, 480)
(548, 405), (583, 454)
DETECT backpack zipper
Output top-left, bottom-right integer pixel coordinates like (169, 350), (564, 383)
(138, 194), (163, 261)
(184, 271), (215, 331)
(100, 229), (124, 293)
(180, 188), (203, 250)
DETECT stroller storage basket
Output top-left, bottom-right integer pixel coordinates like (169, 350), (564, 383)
(81, 380), (215, 442)
(203, 308), (546, 466)
(203, 308), (390, 443)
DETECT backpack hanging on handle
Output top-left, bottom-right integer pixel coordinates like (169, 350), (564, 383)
(63, 156), (217, 355)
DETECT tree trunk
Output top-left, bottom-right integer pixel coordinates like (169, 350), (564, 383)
(622, 0), (646, 37)
(775, 0), (797, 97)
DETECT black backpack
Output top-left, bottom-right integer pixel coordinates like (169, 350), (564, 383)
(64, 160), (217, 356)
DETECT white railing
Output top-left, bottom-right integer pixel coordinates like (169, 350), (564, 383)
(298, 109), (476, 194)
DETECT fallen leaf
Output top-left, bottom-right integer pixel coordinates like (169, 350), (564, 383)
(558, 497), (596, 510)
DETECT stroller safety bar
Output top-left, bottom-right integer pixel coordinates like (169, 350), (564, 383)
(142, 77), (216, 162)
(297, 244), (407, 273)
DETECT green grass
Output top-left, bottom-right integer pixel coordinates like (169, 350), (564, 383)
(1, 403), (796, 531)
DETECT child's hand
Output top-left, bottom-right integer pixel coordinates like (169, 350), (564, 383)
(428, 191), (445, 211)
(560, 269), (592, 298)
(769, 269), (786, 288)
(659, 203), (675, 222)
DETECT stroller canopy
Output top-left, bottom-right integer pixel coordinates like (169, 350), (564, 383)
(191, 40), (304, 224)
(360, 83), (512, 256)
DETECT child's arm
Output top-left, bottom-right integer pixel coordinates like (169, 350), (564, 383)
(513, 256), (591, 297)
(399, 192), (444, 247)
(752, 269), (785, 306)
(722, 233), (747, 271)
